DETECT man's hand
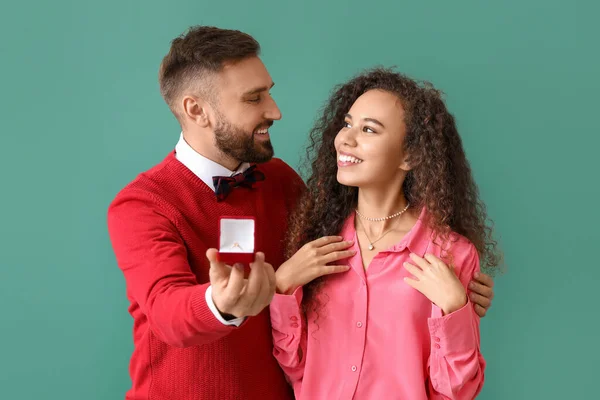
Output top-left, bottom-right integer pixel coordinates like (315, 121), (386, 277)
(469, 272), (494, 317)
(206, 249), (276, 319)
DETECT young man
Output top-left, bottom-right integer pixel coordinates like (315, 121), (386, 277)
(107, 26), (495, 400)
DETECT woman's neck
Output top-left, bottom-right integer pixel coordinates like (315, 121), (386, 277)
(356, 184), (409, 232)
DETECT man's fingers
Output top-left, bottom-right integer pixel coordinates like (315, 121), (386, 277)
(226, 263), (246, 296)
(469, 280), (494, 298)
(469, 292), (491, 308)
(247, 253), (273, 314)
(263, 264), (276, 306)
(207, 248), (231, 282)
(253, 251), (266, 264)
(206, 248), (220, 263)
(254, 252), (276, 299)
(474, 271), (494, 288)
(264, 261), (276, 296)
(245, 254), (267, 302)
(474, 304), (487, 318)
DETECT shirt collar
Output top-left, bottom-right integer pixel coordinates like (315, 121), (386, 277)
(340, 206), (432, 257)
(174, 132), (250, 192)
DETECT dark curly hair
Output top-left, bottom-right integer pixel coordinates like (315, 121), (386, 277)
(286, 67), (503, 314)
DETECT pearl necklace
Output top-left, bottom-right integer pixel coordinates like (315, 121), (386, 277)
(355, 203), (410, 250)
(355, 203), (410, 222)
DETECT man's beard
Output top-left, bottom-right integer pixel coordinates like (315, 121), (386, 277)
(213, 110), (274, 164)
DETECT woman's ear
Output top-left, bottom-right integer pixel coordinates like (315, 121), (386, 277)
(399, 154), (413, 172)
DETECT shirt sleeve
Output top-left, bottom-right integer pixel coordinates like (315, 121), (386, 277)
(107, 190), (238, 348)
(205, 285), (245, 327)
(270, 287), (307, 395)
(426, 243), (486, 399)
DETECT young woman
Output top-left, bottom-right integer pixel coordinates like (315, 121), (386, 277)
(270, 68), (502, 399)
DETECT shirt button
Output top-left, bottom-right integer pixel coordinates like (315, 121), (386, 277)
(290, 316), (298, 321)
(356, 321), (363, 328)
(434, 337), (440, 342)
(351, 365), (357, 372)
(291, 323), (299, 328)
(434, 344), (441, 349)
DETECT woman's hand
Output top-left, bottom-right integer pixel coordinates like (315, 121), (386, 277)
(275, 236), (355, 295)
(404, 253), (467, 315)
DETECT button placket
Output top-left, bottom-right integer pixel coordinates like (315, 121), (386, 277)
(347, 280), (367, 394)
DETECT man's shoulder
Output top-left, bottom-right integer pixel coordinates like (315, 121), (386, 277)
(259, 158), (303, 183)
(257, 158), (306, 210)
(108, 152), (182, 210)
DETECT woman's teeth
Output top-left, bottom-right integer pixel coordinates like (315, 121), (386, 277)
(339, 155), (363, 164)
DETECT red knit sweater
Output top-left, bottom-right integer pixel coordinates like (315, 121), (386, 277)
(107, 151), (304, 400)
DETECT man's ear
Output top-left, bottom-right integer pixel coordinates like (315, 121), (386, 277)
(181, 95), (212, 128)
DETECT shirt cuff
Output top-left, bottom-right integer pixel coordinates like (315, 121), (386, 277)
(270, 286), (303, 329)
(205, 285), (245, 327)
(428, 300), (478, 355)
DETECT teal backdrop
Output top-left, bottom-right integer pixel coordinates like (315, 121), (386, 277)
(1, 0), (597, 399)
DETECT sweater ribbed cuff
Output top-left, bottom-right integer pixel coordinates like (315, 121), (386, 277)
(191, 284), (238, 333)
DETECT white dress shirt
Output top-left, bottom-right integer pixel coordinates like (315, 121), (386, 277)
(175, 133), (247, 327)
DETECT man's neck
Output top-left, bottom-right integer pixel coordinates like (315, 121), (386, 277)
(182, 130), (240, 171)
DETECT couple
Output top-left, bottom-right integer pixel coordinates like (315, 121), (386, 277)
(108, 25), (500, 400)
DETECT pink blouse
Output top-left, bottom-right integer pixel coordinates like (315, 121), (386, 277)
(270, 209), (485, 399)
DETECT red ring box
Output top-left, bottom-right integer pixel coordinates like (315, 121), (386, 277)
(217, 216), (255, 265)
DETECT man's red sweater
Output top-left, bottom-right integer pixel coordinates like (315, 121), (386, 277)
(107, 152), (304, 399)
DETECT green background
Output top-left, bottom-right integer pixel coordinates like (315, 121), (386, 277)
(1, 0), (596, 398)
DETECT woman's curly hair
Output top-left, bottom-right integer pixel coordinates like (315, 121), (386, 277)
(286, 67), (503, 314)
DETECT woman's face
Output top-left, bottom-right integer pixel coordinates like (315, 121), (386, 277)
(334, 89), (411, 189)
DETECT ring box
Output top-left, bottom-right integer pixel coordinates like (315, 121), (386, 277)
(217, 216), (255, 265)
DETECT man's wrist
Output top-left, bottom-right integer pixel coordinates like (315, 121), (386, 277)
(211, 295), (239, 319)
(205, 285), (245, 326)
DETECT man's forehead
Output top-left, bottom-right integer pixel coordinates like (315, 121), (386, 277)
(217, 57), (273, 93)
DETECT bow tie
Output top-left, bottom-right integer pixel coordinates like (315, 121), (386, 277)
(213, 165), (265, 202)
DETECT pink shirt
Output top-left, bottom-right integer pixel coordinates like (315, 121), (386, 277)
(270, 209), (485, 399)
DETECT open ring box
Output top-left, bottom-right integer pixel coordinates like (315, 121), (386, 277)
(217, 216), (256, 267)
